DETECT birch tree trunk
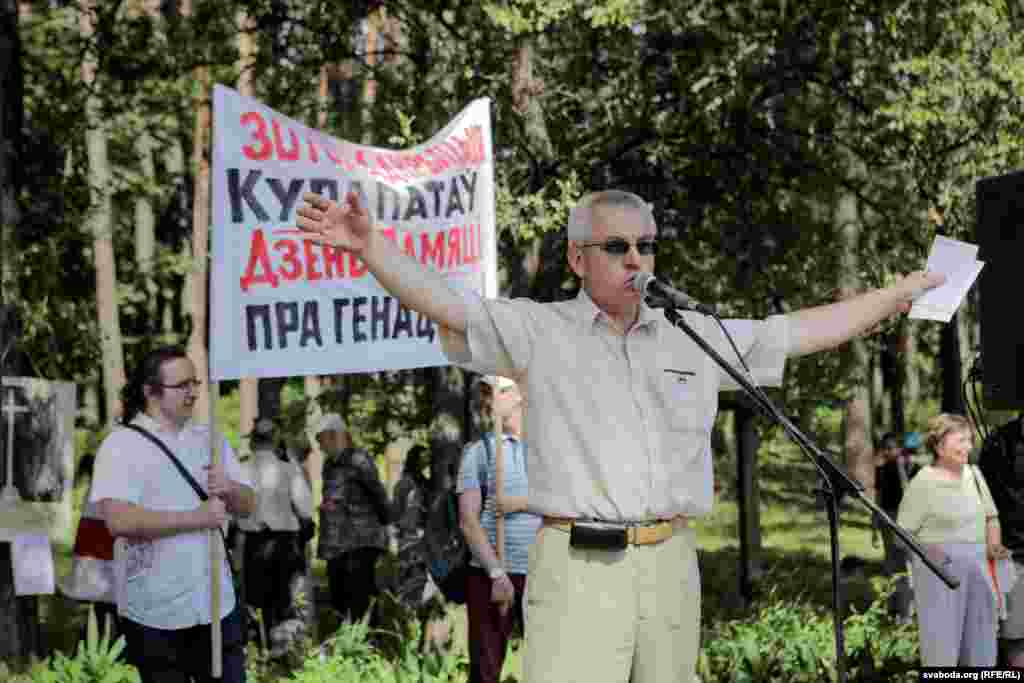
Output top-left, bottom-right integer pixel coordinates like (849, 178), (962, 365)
(164, 135), (186, 340)
(302, 64), (332, 469)
(128, 1), (162, 341)
(837, 191), (874, 499)
(134, 132), (157, 338)
(0, 0), (35, 665)
(236, 8), (258, 452)
(509, 36), (559, 301)
(182, 0), (212, 421)
(0, 0), (20, 305)
(905, 319), (920, 413)
(81, 0), (125, 425)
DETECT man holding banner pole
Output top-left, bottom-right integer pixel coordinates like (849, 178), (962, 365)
(91, 346), (254, 683)
(457, 377), (537, 683)
(296, 185), (942, 682)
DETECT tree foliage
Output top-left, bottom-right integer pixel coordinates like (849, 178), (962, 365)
(11, 0), (1024, 435)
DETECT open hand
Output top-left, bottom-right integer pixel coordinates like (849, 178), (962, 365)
(295, 191), (373, 253)
(491, 573), (514, 614)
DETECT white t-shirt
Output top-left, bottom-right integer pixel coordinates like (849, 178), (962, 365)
(90, 414), (251, 630)
(237, 448), (313, 532)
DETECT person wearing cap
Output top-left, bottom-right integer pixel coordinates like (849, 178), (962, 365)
(314, 413), (390, 624)
(296, 188), (944, 682)
(457, 377), (540, 683)
(873, 431), (919, 621)
(236, 416), (313, 655)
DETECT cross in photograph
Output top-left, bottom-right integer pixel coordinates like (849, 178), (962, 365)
(1, 387), (28, 503)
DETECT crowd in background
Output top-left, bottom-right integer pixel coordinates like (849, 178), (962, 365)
(64, 352), (1024, 675)
(226, 376), (538, 683)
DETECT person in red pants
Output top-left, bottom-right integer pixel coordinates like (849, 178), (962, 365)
(457, 378), (540, 683)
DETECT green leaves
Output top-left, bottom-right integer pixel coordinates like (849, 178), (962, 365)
(248, 615), (469, 683)
(699, 587), (920, 682)
(21, 606), (140, 683)
(482, 0), (644, 36)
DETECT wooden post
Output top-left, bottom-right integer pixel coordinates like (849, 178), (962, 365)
(491, 379), (508, 615)
(494, 409), (505, 568)
(208, 381), (222, 678)
(735, 404), (763, 606)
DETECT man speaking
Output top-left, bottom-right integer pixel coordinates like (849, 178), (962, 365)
(296, 188), (942, 683)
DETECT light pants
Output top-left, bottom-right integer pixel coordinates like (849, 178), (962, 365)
(523, 525), (700, 683)
(911, 542), (997, 667)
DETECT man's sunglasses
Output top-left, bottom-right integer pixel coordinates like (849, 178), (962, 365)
(157, 378), (202, 391)
(578, 238), (658, 256)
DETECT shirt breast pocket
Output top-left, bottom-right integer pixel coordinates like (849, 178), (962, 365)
(658, 369), (704, 432)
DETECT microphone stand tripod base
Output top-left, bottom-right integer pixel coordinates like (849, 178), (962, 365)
(0, 485), (22, 503)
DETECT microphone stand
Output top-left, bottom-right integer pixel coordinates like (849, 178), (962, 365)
(659, 305), (958, 683)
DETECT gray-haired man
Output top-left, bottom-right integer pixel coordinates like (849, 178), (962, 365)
(296, 188), (943, 682)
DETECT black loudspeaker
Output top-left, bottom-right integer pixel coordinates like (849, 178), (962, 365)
(977, 169), (1024, 409)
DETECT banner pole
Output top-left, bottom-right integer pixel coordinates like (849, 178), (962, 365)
(209, 380), (222, 678)
(492, 388), (507, 616)
(494, 406), (505, 568)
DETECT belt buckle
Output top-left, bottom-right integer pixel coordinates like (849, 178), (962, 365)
(629, 519), (672, 545)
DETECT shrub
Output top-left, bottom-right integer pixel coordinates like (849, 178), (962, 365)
(14, 606), (139, 683)
(248, 606), (469, 683)
(698, 577), (919, 683)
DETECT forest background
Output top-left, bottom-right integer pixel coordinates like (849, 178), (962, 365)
(3, 0), (1024, 678)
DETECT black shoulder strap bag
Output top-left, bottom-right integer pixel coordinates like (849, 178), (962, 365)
(124, 423), (237, 569)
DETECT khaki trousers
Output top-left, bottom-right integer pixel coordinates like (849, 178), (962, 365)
(523, 524), (700, 683)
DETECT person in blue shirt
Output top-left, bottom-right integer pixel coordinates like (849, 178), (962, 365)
(457, 377), (540, 683)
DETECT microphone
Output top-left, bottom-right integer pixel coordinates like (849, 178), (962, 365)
(629, 272), (717, 315)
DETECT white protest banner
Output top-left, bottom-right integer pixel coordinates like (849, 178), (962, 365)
(210, 85), (496, 380)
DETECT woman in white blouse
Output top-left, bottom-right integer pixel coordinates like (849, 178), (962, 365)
(898, 413), (1009, 667)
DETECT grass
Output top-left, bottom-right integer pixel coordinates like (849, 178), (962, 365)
(700, 435), (886, 620)
(24, 426), (891, 681)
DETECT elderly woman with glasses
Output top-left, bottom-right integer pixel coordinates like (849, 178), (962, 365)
(898, 413), (1008, 667)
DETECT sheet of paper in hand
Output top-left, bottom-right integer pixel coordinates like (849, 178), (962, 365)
(909, 235), (984, 323)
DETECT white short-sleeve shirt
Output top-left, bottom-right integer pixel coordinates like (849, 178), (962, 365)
(90, 414), (251, 629)
(442, 288), (791, 521)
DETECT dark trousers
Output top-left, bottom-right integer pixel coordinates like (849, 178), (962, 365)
(90, 601), (121, 640)
(327, 547), (382, 623)
(120, 605), (247, 683)
(244, 529), (306, 633)
(466, 567), (526, 683)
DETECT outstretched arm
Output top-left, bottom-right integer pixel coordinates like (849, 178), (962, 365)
(296, 192), (469, 335)
(787, 271), (945, 357)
